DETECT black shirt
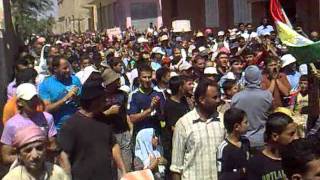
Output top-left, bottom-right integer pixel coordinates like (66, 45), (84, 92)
(247, 152), (287, 180)
(217, 137), (250, 180)
(58, 112), (116, 180)
(105, 90), (129, 133)
(163, 97), (190, 128)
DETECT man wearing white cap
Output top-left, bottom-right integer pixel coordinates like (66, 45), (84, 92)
(1, 83), (58, 166)
(281, 54), (301, 92)
(151, 47), (165, 71)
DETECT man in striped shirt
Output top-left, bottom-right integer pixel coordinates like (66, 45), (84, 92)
(170, 78), (225, 180)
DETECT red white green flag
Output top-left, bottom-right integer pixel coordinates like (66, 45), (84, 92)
(270, 0), (320, 64)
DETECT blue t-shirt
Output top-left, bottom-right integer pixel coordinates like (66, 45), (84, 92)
(39, 75), (82, 130)
(128, 88), (165, 133)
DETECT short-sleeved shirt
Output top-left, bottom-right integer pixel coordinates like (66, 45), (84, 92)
(39, 75), (81, 129)
(247, 152), (286, 180)
(217, 138), (250, 180)
(170, 109), (225, 180)
(1, 112), (57, 145)
(58, 112), (116, 180)
(128, 88), (165, 133)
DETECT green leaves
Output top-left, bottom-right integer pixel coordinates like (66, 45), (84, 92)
(11, 0), (54, 39)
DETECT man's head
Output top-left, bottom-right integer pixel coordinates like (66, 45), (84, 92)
(265, 56), (280, 74)
(238, 37), (246, 47)
(108, 57), (123, 74)
(80, 81), (107, 114)
(14, 125), (47, 172)
(265, 112), (298, 147)
(138, 64), (153, 90)
(230, 57), (243, 74)
(243, 49), (255, 66)
(246, 23), (254, 33)
(102, 68), (121, 93)
(310, 31), (319, 41)
(216, 52), (229, 69)
(80, 55), (92, 69)
(224, 108), (248, 135)
(299, 75), (308, 95)
(193, 55), (206, 74)
(51, 56), (71, 80)
(194, 78), (221, 114)
(49, 46), (59, 57)
(238, 23), (245, 32)
(169, 75), (194, 96)
(262, 17), (269, 26)
(282, 138), (320, 180)
(16, 83), (41, 116)
(222, 79), (239, 98)
(15, 68), (38, 86)
(281, 54), (297, 72)
(244, 65), (262, 86)
(156, 67), (170, 85)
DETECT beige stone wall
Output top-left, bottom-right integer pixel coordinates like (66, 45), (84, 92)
(54, 0), (95, 34)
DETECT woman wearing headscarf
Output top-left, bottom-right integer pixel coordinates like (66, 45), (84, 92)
(134, 128), (167, 179)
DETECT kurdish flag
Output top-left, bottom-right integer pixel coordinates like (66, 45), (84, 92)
(270, 0), (320, 64)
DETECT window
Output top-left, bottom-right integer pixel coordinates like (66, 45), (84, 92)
(130, 2), (157, 20)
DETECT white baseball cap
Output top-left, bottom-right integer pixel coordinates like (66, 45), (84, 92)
(204, 67), (218, 75)
(178, 62), (192, 71)
(152, 47), (165, 55)
(16, 83), (38, 101)
(218, 31), (225, 36)
(281, 54), (297, 68)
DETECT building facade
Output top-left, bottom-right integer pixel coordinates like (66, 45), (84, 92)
(90, 0), (162, 31)
(54, 0), (97, 33)
(162, 0), (320, 33)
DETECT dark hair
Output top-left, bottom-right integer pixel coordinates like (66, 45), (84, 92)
(50, 55), (64, 73)
(265, 112), (294, 142)
(224, 108), (246, 133)
(194, 55), (205, 64)
(156, 67), (170, 82)
(264, 56), (279, 66)
(138, 64), (153, 77)
(222, 79), (237, 93)
(15, 68), (38, 86)
(300, 75), (308, 82)
(282, 138), (320, 178)
(194, 78), (218, 105)
(108, 57), (122, 68)
(80, 55), (91, 63)
(169, 76), (182, 96)
(217, 52), (229, 59)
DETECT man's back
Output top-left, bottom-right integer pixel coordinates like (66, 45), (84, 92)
(232, 87), (272, 131)
(58, 112), (115, 180)
(231, 87), (272, 148)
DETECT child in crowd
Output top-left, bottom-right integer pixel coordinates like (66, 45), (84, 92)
(217, 108), (250, 180)
(247, 112), (298, 180)
(218, 79), (239, 114)
(134, 128), (167, 179)
(293, 75), (308, 115)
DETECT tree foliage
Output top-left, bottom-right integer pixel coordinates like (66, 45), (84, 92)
(11, 0), (54, 39)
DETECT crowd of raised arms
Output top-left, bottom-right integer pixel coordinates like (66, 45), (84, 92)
(1, 18), (320, 180)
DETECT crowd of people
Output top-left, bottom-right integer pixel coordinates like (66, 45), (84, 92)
(1, 18), (320, 180)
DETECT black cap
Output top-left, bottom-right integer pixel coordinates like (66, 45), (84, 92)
(80, 80), (105, 100)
